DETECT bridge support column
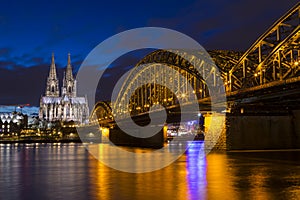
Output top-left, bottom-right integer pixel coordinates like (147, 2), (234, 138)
(109, 126), (165, 148)
(226, 110), (300, 150)
(203, 113), (227, 151)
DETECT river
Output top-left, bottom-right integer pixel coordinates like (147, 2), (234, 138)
(1, 142), (300, 200)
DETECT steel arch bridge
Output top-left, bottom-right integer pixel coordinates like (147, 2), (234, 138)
(91, 2), (300, 122)
(113, 49), (225, 118)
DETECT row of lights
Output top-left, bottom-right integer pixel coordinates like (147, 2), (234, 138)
(192, 89), (203, 93)
(62, 125), (78, 128)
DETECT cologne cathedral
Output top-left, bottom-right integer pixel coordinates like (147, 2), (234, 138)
(39, 53), (89, 124)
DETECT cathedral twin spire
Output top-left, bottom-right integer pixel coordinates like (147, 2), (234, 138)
(46, 53), (76, 98)
(40, 53), (89, 123)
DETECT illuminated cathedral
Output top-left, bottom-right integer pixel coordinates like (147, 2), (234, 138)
(39, 53), (89, 124)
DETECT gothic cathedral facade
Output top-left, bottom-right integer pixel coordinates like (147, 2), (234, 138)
(39, 53), (89, 124)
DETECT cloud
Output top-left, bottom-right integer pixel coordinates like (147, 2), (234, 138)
(0, 47), (11, 58)
(0, 0), (298, 107)
(0, 63), (48, 105)
(0, 60), (16, 70)
(29, 57), (45, 64)
(0, 51), (92, 106)
(147, 0), (299, 51)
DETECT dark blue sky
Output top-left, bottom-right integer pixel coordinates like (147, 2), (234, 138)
(0, 0), (298, 106)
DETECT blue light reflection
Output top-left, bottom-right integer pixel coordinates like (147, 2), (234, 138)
(186, 141), (207, 200)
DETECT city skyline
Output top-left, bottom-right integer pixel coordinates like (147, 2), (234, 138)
(0, 0), (298, 106)
(0, 2), (300, 199)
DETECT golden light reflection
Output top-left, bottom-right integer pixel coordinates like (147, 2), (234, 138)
(247, 166), (269, 199)
(89, 144), (190, 200)
(206, 153), (238, 199)
(88, 147), (111, 200)
(86, 144), (300, 199)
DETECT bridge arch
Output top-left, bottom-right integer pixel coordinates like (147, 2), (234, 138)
(90, 101), (113, 125)
(112, 50), (224, 118)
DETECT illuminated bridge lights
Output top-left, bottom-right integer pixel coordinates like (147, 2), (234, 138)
(90, 3), (300, 124)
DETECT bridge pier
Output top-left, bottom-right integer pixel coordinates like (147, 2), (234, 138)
(226, 110), (300, 150)
(202, 113), (227, 151)
(109, 126), (165, 148)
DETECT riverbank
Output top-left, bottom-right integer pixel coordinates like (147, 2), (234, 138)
(0, 138), (82, 144)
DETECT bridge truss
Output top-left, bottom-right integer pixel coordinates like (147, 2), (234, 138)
(112, 50), (224, 118)
(90, 101), (113, 125)
(91, 3), (300, 121)
(225, 2), (300, 92)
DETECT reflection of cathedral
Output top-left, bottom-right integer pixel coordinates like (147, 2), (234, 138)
(39, 53), (89, 124)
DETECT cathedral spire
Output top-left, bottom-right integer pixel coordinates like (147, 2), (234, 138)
(66, 53), (74, 81)
(46, 53), (59, 97)
(62, 53), (76, 97)
(49, 52), (57, 79)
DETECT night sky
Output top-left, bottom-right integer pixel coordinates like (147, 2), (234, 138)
(0, 0), (298, 106)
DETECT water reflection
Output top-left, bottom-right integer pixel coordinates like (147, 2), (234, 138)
(206, 153), (239, 199)
(186, 141), (207, 199)
(0, 143), (91, 199)
(89, 143), (189, 200)
(1, 143), (300, 199)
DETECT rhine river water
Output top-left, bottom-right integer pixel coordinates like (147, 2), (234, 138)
(1, 142), (300, 200)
